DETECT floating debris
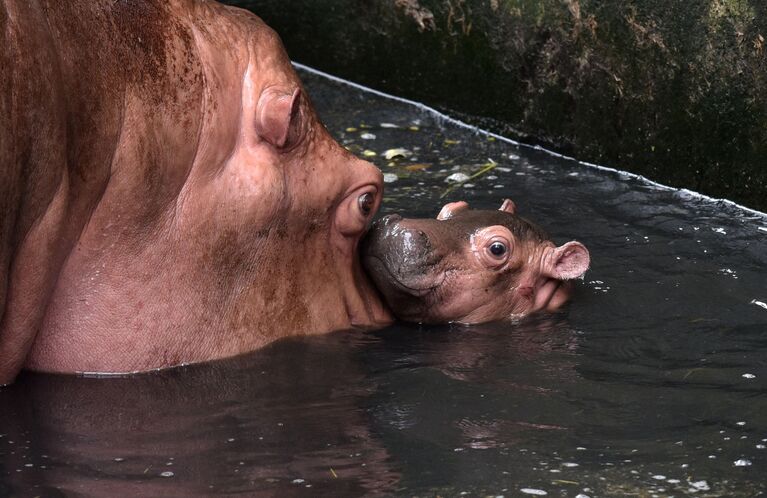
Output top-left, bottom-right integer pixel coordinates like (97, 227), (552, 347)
(443, 139), (461, 145)
(689, 480), (710, 491)
(382, 148), (412, 160)
(734, 459), (752, 467)
(292, 479), (306, 484)
(405, 163), (430, 171)
(383, 173), (398, 183)
(750, 299), (767, 310)
(360, 132), (376, 140)
(712, 227), (727, 235)
(345, 127), (358, 133)
(742, 373), (756, 379)
(520, 488), (547, 496)
(362, 150), (377, 157)
(160, 471), (175, 478)
(445, 172), (471, 183)
(441, 159), (498, 198)
(408, 125), (420, 131)
(380, 123), (399, 128)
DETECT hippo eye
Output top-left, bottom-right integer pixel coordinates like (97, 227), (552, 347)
(358, 192), (374, 216)
(489, 241), (507, 258)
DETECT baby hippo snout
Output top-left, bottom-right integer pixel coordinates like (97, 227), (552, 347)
(362, 215), (439, 298)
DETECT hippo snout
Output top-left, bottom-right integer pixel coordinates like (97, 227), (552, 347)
(361, 216), (439, 298)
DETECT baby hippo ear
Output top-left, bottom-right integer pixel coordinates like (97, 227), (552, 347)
(547, 241), (590, 280)
(499, 198), (517, 214)
(255, 86), (302, 149)
(437, 201), (469, 220)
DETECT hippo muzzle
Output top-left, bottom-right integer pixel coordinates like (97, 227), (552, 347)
(362, 214), (443, 298)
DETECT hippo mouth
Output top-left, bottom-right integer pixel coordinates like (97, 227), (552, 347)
(533, 278), (573, 312)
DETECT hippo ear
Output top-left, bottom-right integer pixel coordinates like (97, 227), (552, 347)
(255, 86), (302, 149)
(437, 201), (469, 220)
(548, 241), (590, 280)
(499, 198), (517, 214)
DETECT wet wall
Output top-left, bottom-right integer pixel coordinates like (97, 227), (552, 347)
(225, 0), (767, 211)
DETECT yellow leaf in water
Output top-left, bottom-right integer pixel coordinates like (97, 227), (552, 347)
(382, 148), (412, 160)
(405, 163), (431, 171)
(345, 127), (358, 133)
(443, 139), (461, 145)
(408, 125), (420, 131)
(362, 150), (377, 157)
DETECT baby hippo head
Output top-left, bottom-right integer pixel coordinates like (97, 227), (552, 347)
(361, 199), (590, 324)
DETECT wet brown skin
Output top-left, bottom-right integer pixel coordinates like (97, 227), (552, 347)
(0, 0), (391, 384)
(362, 200), (590, 324)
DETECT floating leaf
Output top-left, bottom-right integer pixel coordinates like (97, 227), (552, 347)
(405, 163), (431, 171)
(382, 148), (412, 160)
(360, 132), (377, 140)
(345, 127), (358, 133)
(408, 125), (420, 131)
(362, 149), (377, 157)
(441, 160), (498, 198)
(380, 123), (399, 128)
(445, 172), (471, 183)
(383, 173), (398, 183)
(443, 139), (461, 145)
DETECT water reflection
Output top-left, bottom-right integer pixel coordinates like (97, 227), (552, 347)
(1, 335), (399, 496)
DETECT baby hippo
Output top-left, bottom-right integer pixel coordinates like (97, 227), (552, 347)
(361, 199), (590, 323)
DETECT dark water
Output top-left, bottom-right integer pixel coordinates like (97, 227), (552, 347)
(2, 68), (766, 497)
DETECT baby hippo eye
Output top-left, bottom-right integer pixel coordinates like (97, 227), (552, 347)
(358, 192), (374, 216)
(489, 241), (507, 257)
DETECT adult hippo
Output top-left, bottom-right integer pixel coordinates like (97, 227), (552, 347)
(0, 0), (392, 384)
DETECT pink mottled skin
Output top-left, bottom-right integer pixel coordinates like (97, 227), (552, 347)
(361, 199), (590, 324)
(0, 0), (391, 384)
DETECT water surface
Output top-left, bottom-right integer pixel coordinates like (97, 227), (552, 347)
(1, 67), (766, 497)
